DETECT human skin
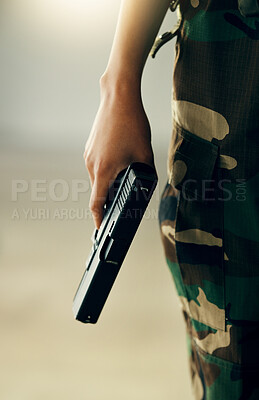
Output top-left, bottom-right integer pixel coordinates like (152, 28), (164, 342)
(84, 0), (171, 228)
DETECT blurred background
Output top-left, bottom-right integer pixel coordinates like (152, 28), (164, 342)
(0, 1), (192, 399)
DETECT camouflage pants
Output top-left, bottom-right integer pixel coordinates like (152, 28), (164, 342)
(159, 1), (259, 398)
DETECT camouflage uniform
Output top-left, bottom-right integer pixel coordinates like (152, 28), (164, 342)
(158, 1), (259, 398)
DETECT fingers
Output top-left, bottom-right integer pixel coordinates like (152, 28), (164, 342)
(89, 174), (114, 229)
(84, 147), (112, 228)
(83, 147), (94, 186)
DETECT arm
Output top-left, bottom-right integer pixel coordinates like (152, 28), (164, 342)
(84, 0), (171, 228)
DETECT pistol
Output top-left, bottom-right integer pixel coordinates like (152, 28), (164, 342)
(73, 162), (158, 324)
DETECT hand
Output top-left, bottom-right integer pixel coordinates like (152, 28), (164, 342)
(84, 76), (155, 229)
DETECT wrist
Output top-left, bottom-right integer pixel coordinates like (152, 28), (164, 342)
(100, 69), (142, 100)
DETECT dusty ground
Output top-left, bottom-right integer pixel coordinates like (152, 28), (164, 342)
(0, 146), (193, 400)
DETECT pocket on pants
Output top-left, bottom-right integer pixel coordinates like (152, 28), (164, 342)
(169, 125), (219, 201)
(167, 124), (226, 331)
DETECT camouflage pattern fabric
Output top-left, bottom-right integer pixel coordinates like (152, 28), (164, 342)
(158, 1), (259, 398)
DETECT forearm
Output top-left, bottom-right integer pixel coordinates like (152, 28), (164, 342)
(103, 0), (171, 89)
(85, 0), (170, 228)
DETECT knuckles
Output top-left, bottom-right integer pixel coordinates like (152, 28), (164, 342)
(84, 151), (114, 177)
(84, 152), (93, 170)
